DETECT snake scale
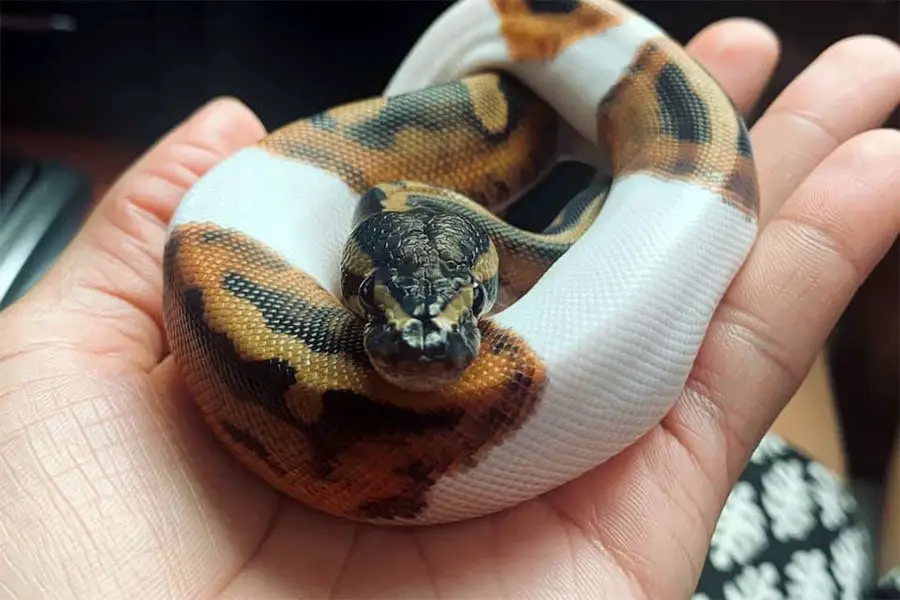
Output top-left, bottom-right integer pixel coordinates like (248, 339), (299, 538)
(163, 0), (759, 525)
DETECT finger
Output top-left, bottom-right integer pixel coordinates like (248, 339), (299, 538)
(686, 128), (900, 482)
(100, 97), (266, 227)
(685, 17), (781, 115)
(3, 98), (266, 371)
(751, 35), (900, 225)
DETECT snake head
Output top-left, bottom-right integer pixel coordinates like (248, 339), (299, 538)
(340, 203), (499, 392)
(359, 270), (490, 391)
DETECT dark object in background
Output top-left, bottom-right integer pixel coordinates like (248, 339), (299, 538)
(0, 152), (92, 309)
(0, 0), (897, 481)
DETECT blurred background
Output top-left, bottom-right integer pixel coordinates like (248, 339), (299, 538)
(0, 0), (897, 556)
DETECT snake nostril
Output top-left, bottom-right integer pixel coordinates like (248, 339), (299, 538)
(423, 329), (449, 360)
(399, 319), (426, 356)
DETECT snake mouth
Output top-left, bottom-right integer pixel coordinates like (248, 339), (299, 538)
(369, 357), (470, 392)
(363, 318), (480, 392)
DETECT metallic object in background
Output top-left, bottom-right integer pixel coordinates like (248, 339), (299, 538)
(0, 155), (92, 309)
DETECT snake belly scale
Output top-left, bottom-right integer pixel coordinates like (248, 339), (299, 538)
(163, 0), (759, 525)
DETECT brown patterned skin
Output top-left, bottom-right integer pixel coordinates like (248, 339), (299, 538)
(164, 224), (546, 521)
(596, 37), (758, 216)
(163, 0), (758, 523)
(165, 72), (574, 522)
(488, 0), (759, 216)
(164, 71), (605, 521)
(260, 73), (558, 213)
(492, 0), (626, 60)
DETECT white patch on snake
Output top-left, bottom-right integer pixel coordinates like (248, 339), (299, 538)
(168, 0), (759, 525)
(169, 147), (357, 296)
(378, 0), (750, 524)
(412, 173), (758, 524)
(386, 0), (664, 147)
(385, 0), (509, 96)
(509, 17), (666, 145)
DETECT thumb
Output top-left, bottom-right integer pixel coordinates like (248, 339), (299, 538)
(0, 97), (266, 372)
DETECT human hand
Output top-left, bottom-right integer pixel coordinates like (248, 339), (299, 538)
(2, 19), (899, 600)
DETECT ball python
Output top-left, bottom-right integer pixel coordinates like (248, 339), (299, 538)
(163, 0), (759, 525)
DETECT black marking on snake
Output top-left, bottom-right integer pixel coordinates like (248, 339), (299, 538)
(179, 277), (468, 519)
(220, 420), (287, 478)
(340, 270), (367, 308)
(310, 111), (338, 131)
(524, 0), (580, 13)
(180, 286), (299, 426)
(656, 62), (711, 144)
(486, 376), (534, 434)
(345, 76), (530, 150)
(352, 185), (390, 227)
(481, 272), (499, 307)
(726, 169), (758, 215)
(221, 272), (369, 362)
(306, 389), (464, 479)
(197, 229), (291, 271)
(493, 74), (533, 143)
(737, 119), (753, 158)
(357, 463), (436, 520)
(199, 229), (233, 244)
(510, 370), (534, 390)
(489, 332), (514, 356)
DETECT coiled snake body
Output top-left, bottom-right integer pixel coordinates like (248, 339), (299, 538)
(163, 0), (759, 525)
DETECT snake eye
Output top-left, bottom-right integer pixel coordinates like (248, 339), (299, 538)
(358, 276), (378, 312)
(471, 281), (486, 316)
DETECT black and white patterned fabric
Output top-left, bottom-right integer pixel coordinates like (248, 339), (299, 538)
(693, 433), (900, 600)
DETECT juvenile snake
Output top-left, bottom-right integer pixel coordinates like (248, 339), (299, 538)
(163, 0), (759, 525)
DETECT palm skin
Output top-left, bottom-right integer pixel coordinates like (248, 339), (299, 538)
(2, 18), (899, 600)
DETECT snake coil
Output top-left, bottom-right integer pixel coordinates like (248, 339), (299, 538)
(163, 0), (759, 525)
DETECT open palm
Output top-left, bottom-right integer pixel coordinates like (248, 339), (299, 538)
(2, 20), (899, 600)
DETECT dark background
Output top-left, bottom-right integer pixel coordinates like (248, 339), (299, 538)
(3, 1), (897, 143)
(1, 0), (898, 482)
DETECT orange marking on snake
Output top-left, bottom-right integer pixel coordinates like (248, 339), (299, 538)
(492, 0), (625, 60)
(163, 223), (546, 520)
